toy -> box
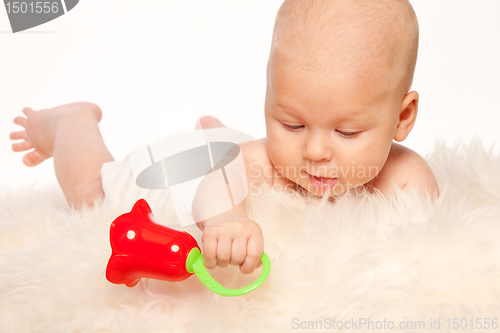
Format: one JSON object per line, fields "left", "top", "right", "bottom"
{"left": 106, "top": 199, "right": 271, "bottom": 297}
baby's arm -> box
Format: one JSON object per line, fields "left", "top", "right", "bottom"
{"left": 194, "top": 139, "right": 272, "bottom": 274}
{"left": 370, "top": 142, "right": 439, "bottom": 199}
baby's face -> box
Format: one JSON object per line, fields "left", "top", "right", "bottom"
{"left": 264, "top": 59, "right": 401, "bottom": 197}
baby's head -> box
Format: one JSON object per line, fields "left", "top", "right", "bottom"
{"left": 264, "top": 0, "right": 419, "bottom": 197}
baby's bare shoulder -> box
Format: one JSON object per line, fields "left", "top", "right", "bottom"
{"left": 239, "top": 139, "right": 274, "bottom": 188}
{"left": 370, "top": 142, "right": 439, "bottom": 198}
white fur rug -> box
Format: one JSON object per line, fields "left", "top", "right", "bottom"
{"left": 1, "top": 140, "right": 500, "bottom": 333}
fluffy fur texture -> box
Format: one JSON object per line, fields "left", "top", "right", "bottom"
{"left": 1, "top": 140, "right": 500, "bottom": 332}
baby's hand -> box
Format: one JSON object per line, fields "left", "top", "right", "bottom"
{"left": 201, "top": 214, "right": 263, "bottom": 274}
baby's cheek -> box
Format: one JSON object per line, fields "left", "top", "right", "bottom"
{"left": 266, "top": 142, "right": 281, "bottom": 168}
{"left": 266, "top": 142, "right": 288, "bottom": 178}
{"left": 359, "top": 155, "right": 386, "bottom": 183}
{"left": 268, "top": 137, "right": 295, "bottom": 168}
{"left": 347, "top": 156, "right": 384, "bottom": 185}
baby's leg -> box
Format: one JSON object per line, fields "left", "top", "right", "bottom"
{"left": 10, "top": 102, "right": 114, "bottom": 209}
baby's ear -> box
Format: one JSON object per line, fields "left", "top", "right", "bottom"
{"left": 394, "top": 91, "right": 419, "bottom": 142}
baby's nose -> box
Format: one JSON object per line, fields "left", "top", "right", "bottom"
{"left": 302, "top": 133, "right": 333, "bottom": 162}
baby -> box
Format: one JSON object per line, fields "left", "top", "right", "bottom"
{"left": 10, "top": 0, "right": 438, "bottom": 275}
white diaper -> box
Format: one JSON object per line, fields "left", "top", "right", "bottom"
{"left": 100, "top": 127, "right": 255, "bottom": 225}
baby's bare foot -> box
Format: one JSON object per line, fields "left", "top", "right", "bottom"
{"left": 195, "top": 115, "right": 226, "bottom": 130}
{"left": 9, "top": 103, "right": 102, "bottom": 167}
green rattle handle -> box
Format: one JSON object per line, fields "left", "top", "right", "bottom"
{"left": 185, "top": 247, "right": 271, "bottom": 297}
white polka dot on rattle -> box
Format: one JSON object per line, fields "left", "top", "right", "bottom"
{"left": 127, "top": 230, "right": 136, "bottom": 240}
{"left": 171, "top": 245, "right": 179, "bottom": 252}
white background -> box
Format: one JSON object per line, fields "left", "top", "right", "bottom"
{"left": 0, "top": 0, "right": 499, "bottom": 189}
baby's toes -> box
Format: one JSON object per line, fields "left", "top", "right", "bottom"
{"left": 22, "top": 150, "right": 47, "bottom": 167}
{"left": 13, "top": 116, "right": 28, "bottom": 128}
{"left": 11, "top": 140, "right": 33, "bottom": 152}
{"left": 10, "top": 130, "right": 28, "bottom": 141}
{"left": 22, "top": 107, "right": 35, "bottom": 117}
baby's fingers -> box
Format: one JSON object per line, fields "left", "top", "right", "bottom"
{"left": 216, "top": 236, "right": 232, "bottom": 268}
{"left": 240, "top": 235, "right": 264, "bottom": 274}
{"left": 202, "top": 237, "right": 217, "bottom": 269}
{"left": 230, "top": 236, "right": 247, "bottom": 267}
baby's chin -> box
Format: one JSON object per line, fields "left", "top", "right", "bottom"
{"left": 299, "top": 182, "right": 347, "bottom": 199}
{"left": 301, "top": 180, "right": 373, "bottom": 199}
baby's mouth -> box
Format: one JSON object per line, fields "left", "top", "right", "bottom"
{"left": 307, "top": 173, "right": 337, "bottom": 190}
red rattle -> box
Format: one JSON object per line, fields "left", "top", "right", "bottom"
{"left": 106, "top": 199, "right": 270, "bottom": 297}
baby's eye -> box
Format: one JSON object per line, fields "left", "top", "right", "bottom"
{"left": 285, "top": 124, "right": 304, "bottom": 130}
{"left": 337, "top": 130, "right": 358, "bottom": 137}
